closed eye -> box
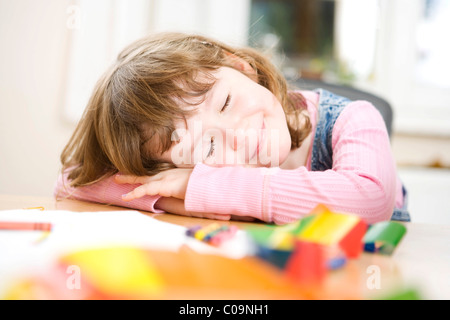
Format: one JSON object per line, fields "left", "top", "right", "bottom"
{"left": 220, "top": 94, "right": 231, "bottom": 113}
{"left": 206, "top": 136, "right": 215, "bottom": 158}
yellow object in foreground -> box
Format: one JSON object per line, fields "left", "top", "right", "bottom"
{"left": 298, "top": 210, "right": 361, "bottom": 245}
{"left": 60, "top": 246, "right": 164, "bottom": 297}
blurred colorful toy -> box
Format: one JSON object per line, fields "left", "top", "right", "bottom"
{"left": 247, "top": 205, "right": 368, "bottom": 271}
{"left": 285, "top": 240, "right": 327, "bottom": 286}
{"left": 186, "top": 223, "right": 238, "bottom": 246}
{"left": 4, "top": 246, "right": 165, "bottom": 300}
{"left": 297, "top": 205, "right": 368, "bottom": 258}
{"left": 363, "top": 221, "right": 407, "bottom": 254}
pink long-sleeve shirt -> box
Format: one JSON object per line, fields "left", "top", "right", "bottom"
{"left": 54, "top": 91, "right": 404, "bottom": 225}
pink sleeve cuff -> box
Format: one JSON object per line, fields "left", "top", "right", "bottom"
{"left": 54, "top": 171, "right": 164, "bottom": 213}
{"left": 185, "top": 163, "right": 269, "bottom": 221}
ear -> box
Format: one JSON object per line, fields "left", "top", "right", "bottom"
{"left": 223, "top": 51, "right": 256, "bottom": 76}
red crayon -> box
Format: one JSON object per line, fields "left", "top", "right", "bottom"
{"left": 209, "top": 225, "right": 238, "bottom": 246}
{"left": 0, "top": 221, "right": 52, "bottom": 232}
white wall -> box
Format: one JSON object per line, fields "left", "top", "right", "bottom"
{"left": 0, "top": 0, "right": 251, "bottom": 197}
{"left": 64, "top": 0, "right": 250, "bottom": 123}
{"left": 0, "top": 0, "right": 75, "bottom": 196}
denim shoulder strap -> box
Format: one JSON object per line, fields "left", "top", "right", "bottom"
{"left": 310, "top": 88, "right": 351, "bottom": 172}
{"left": 392, "top": 186, "right": 411, "bottom": 222}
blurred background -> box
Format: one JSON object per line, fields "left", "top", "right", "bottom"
{"left": 0, "top": 0, "right": 449, "bottom": 224}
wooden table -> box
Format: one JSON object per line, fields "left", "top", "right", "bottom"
{"left": 1, "top": 194, "right": 449, "bottom": 300}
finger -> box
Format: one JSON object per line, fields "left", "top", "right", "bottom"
{"left": 121, "top": 182, "right": 162, "bottom": 201}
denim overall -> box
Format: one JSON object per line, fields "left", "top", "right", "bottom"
{"left": 310, "top": 89, "right": 411, "bottom": 222}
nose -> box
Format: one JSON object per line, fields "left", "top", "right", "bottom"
{"left": 226, "top": 115, "right": 250, "bottom": 151}
{"left": 231, "top": 131, "right": 246, "bottom": 151}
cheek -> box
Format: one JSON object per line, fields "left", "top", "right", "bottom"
{"left": 278, "top": 137, "right": 292, "bottom": 164}
{"left": 271, "top": 116, "right": 292, "bottom": 164}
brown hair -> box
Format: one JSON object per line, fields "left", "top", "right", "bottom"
{"left": 60, "top": 32, "right": 311, "bottom": 187}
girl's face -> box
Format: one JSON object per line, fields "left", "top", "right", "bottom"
{"left": 155, "top": 67, "right": 292, "bottom": 168}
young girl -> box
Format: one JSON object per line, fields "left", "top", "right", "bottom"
{"left": 55, "top": 32, "right": 409, "bottom": 225}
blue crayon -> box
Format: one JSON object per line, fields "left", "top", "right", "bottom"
{"left": 186, "top": 225, "right": 202, "bottom": 237}
{"left": 203, "top": 226, "right": 229, "bottom": 241}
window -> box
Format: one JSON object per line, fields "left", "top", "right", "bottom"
{"left": 416, "top": 0, "right": 450, "bottom": 88}
{"left": 248, "top": 0, "right": 450, "bottom": 136}
{"left": 371, "top": 0, "right": 450, "bottom": 136}
{"left": 249, "top": 0, "right": 337, "bottom": 81}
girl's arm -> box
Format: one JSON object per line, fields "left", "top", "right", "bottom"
{"left": 185, "top": 101, "right": 397, "bottom": 225}
{"left": 54, "top": 171, "right": 231, "bottom": 220}
{"left": 53, "top": 171, "right": 164, "bottom": 212}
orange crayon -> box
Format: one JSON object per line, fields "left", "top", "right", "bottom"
{"left": 0, "top": 221, "right": 52, "bottom": 232}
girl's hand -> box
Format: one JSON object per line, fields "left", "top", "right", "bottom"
{"left": 115, "top": 171, "right": 231, "bottom": 221}
{"left": 115, "top": 168, "right": 193, "bottom": 201}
